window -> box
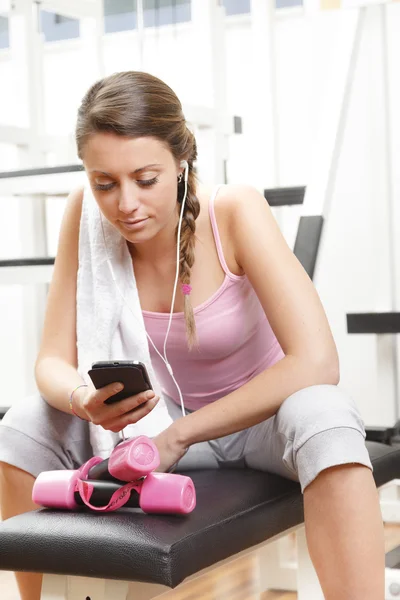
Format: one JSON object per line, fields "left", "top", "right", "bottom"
{"left": 223, "top": 0, "right": 251, "bottom": 15}
{"left": 143, "top": 0, "right": 191, "bottom": 27}
{"left": 103, "top": 0, "right": 191, "bottom": 33}
{"left": 223, "top": 0, "right": 303, "bottom": 13}
{"left": 0, "top": 15, "right": 9, "bottom": 49}
{"left": 275, "top": 0, "right": 303, "bottom": 7}
{"left": 104, "top": 0, "right": 137, "bottom": 34}
{"left": 40, "top": 11, "right": 80, "bottom": 42}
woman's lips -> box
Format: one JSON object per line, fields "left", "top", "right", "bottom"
{"left": 120, "top": 217, "right": 149, "bottom": 230}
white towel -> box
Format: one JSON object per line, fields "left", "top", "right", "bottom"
{"left": 76, "top": 185, "right": 173, "bottom": 458}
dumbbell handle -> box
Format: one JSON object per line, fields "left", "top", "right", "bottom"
{"left": 78, "top": 472, "right": 196, "bottom": 514}
{"left": 87, "top": 458, "right": 122, "bottom": 483}
{"left": 74, "top": 480, "right": 140, "bottom": 508}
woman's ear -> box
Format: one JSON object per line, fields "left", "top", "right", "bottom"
{"left": 179, "top": 160, "right": 189, "bottom": 182}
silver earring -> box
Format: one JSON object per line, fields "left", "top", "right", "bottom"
{"left": 178, "top": 173, "right": 183, "bottom": 183}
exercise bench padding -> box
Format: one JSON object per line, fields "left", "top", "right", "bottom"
{"left": 0, "top": 441, "right": 398, "bottom": 591}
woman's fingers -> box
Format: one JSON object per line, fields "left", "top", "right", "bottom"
{"left": 111, "top": 390, "right": 156, "bottom": 418}
{"left": 101, "top": 396, "right": 160, "bottom": 432}
{"left": 93, "top": 382, "right": 125, "bottom": 405}
{"left": 83, "top": 384, "right": 157, "bottom": 425}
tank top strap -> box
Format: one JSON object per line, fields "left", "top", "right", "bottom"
{"left": 208, "top": 184, "right": 233, "bottom": 277}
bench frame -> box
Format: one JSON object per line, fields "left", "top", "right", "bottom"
{"left": 39, "top": 522, "right": 324, "bottom": 600}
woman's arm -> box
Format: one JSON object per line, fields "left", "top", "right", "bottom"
{"left": 35, "top": 187, "right": 160, "bottom": 427}
{"left": 164, "top": 184, "right": 339, "bottom": 450}
{"left": 35, "top": 186, "right": 88, "bottom": 414}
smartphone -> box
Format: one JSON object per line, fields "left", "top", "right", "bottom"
{"left": 88, "top": 360, "right": 153, "bottom": 405}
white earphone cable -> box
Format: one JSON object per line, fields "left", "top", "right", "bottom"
{"left": 162, "top": 167, "right": 188, "bottom": 418}
{"left": 100, "top": 162, "right": 189, "bottom": 419}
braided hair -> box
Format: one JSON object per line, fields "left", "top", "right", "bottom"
{"left": 76, "top": 71, "right": 200, "bottom": 347}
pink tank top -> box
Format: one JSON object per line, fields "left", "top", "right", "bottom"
{"left": 142, "top": 185, "right": 285, "bottom": 410}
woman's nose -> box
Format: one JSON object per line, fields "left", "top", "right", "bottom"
{"left": 118, "top": 183, "right": 140, "bottom": 214}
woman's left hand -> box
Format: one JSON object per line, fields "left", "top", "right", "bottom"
{"left": 152, "top": 427, "right": 188, "bottom": 473}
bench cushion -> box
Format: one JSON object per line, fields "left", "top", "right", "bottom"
{"left": 0, "top": 441, "right": 398, "bottom": 588}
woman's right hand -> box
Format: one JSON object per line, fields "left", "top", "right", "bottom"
{"left": 73, "top": 383, "right": 160, "bottom": 433}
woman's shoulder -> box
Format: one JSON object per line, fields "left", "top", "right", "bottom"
{"left": 195, "top": 183, "right": 264, "bottom": 277}
{"left": 67, "top": 185, "right": 85, "bottom": 212}
{"left": 197, "top": 182, "right": 262, "bottom": 205}
{"left": 197, "top": 182, "right": 264, "bottom": 227}
{"left": 57, "top": 186, "right": 86, "bottom": 241}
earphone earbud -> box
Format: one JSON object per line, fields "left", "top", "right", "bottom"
{"left": 180, "top": 160, "right": 189, "bottom": 182}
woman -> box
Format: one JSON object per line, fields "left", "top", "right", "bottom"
{"left": 0, "top": 71, "right": 384, "bottom": 600}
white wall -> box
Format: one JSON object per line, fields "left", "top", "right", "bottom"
{"left": 225, "top": 4, "right": 400, "bottom": 425}
{"left": 0, "top": 4, "right": 399, "bottom": 427}
{"left": 387, "top": 2, "right": 400, "bottom": 426}
{"left": 313, "top": 6, "right": 396, "bottom": 425}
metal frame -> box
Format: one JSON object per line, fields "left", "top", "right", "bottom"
{"left": 38, "top": 0, "right": 99, "bottom": 21}
{"left": 0, "top": 125, "right": 69, "bottom": 153}
{"left": 0, "top": 168, "right": 86, "bottom": 195}
{"left": 0, "top": 263, "right": 54, "bottom": 285}
{"left": 0, "top": 0, "right": 99, "bottom": 20}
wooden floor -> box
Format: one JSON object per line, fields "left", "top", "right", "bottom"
{"left": 1, "top": 523, "right": 400, "bottom": 600}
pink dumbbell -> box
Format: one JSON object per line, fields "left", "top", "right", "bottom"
{"left": 89, "top": 435, "right": 160, "bottom": 482}
{"left": 33, "top": 465, "right": 196, "bottom": 514}
{"left": 136, "top": 472, "right": 196, "bottom": 515}
{"left": 33, "top": 456, "right": 115, "bottom": 510}
{"left": 33, "top": 435, "right": 160, "bottom": 510}
{"left": 32, "top": 470, "right": 139, "bottom": 510}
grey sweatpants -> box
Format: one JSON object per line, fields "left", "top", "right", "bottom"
{"left": 0, "top": 384, "right": 372, "bottom": 493}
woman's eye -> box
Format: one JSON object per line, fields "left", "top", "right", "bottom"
{"left": 138, "top": 177, "right": 159, "bottom": 187}
{"left": 93, "top": 177, "right": 158, "bottom": 191}
{"left": 94, "top": 182, "right": 115, "bottom": 191}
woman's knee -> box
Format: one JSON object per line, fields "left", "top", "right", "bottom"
{"left": 0, "top": 461, "right": 36, "bottom": 501}
{"left": 275, "top": 384, "right": 366, "bottom": 447}
{"left": 0, "top": 394, "right": 92, "bottom": 474}
{"left": 273, "top": 384, "right": 372, "bottom": 492}
{"left": 0, "top": 461, "right": 39, "bottom": 518}
{"left": 0, "top": 461, "right": 35, "bottom": 485}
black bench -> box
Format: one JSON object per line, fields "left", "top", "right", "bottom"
{"left": 0, "top": 441, "right": 399, "bottom": 599}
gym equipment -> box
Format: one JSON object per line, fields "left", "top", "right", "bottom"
{"left": 33, "top": 464, "right": 196, "bottom": 515}
{"left": 34, "top": 476, "right": 141, "bottom": 510}
{"left": 93, "top": 435, "right": 160, "bottom": 483}
{"left": 1, "top": 1, "right": 399, "bottom": 598}
{"left": 347, "top": 312, "right": 400, "bottom": 446}
{"left": 33, "top": 436, "right": 196, "bottom": 515}
{"left": 0, "top": 442, "right": 398, "bottom": 599}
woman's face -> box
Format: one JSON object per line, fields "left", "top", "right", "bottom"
{"left": 83, "top": 132, "right": 182, "bottom": 244}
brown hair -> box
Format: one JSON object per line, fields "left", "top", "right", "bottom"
{"left": 75, "top": 71, "right": 199, "bottom": 347}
